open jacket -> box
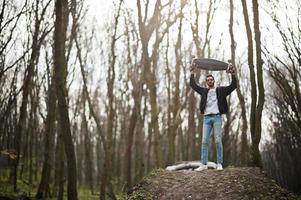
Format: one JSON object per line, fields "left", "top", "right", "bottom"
{"left": 190, "top": 74, "right": 237, "bottom": 114}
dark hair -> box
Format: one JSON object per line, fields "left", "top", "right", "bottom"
{"left": 206, "top": 74, "right": 214, "bottom": 80}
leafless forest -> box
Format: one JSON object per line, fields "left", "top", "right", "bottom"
{"left": 0, "top": 0, "right": 300, "bottom": 199}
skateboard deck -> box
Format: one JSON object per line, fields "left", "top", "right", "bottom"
{"left": 192, "top": 58, "right": 229, "bottom": 71}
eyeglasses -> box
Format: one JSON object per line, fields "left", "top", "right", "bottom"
{"left": 206, "top": 78, "right": 214, "bottom": 82}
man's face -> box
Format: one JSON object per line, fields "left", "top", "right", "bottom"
{"left": 206, "top": 77, "right": 215, "bottom": 88}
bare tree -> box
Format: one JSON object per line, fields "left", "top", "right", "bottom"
{"left": 0, "top": 0, "right": 28, "bottom": 81}
{"left": 53, "top": 123, "right": 65, "bottom": 200}
{"left": 228, "top": 0, "right": 249, "bottom": 166}
{"left": 241, "top": 0, "right": 265, "bottom": 167}
{"left": 252, "top": 0, "right": 265, "bottom": 167}
{"left": 123, "top": 9, "right": 144, "bottom": 189}
{"left": 99, "top": 1, "right": 123, "bottom": 199}
{"left": 12, "top": 0, "right": 52, "bottom": 191}
{"left": 167, "top": 0, "right": 185, "bottom": 166}
{"left": 54, "top": 0, "right": 78, "bottom": 198}
{"left": 263, "top": 0, "right": 301, "bottom": 192}
{"left": 36, "top": 51, "right": 57, "bottom": 199}
{"left": 82, "top": 99, "right": 94, "bottom": 193}
{"left": 136, "top": 0, "right": 163, "bottom": 167}
{"left": 137, "top": 0, "right": 183, "bottom": 167}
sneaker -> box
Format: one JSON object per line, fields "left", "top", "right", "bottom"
{"left": 195, "top": 164, "right": 208, "bottom": 171}
{"left": 216, "top": 163, "right": 223, "bottom": 170}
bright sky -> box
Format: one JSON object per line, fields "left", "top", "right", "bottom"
{"left": 84, "top": 0, "right": 293, "bottom": 62}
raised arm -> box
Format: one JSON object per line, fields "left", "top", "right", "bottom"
{"left": 223, "top": 73, "right": 237, "bottom": 96}
{"left": 190, "top": 70, "right": 206, "bottom": 95}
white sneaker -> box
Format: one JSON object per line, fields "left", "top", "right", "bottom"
{"left": 216, "top": 163, "right": 223, "bottom": 170}
{"left": 195, "top": 164, "right": 208, "bottom": 171}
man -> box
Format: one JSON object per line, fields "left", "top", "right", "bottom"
{"left": 190, "top": 64, "right": 236, "bottom": 171}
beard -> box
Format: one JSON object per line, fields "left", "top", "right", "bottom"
{"left": 207, "top": 82, "right": 214, "bottom": 88}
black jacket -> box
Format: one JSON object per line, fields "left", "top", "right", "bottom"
{"left": 190, "top": 74, "right": 237, "bottom": 114}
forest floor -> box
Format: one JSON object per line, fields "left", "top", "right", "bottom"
{"left": 127, "top": 167, "right": 301, "bottom": 200}
{"left": 0, "top": 179, "right": 102, "bottom": 200}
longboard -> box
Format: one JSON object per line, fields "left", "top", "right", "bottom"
{"left": 192, "top": 58, "right": 230, "bottom": 71}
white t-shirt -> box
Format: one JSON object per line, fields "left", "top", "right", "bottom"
{"left": 204, "top": 88, "right": 220, "bottom": 115}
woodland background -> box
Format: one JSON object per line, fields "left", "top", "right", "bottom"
{"left": 0, "top": 0, "right": 300, "bottom": 199}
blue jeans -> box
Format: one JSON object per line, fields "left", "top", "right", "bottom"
{"left": 201, "top": 114, "right": 223, "bottom": 165}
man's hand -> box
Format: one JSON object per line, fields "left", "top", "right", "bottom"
{"left": 226, "top": 63, "right": 236, "bottom": 74}
{"left": 190, "top": 63, "right": 197, "bottom": 74}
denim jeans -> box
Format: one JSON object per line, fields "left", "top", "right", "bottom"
{"left": 201, "top": 114, "right": 223, "bottom": 165}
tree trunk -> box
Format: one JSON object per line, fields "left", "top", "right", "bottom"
{"left": 100, "top": 1, "right": 122, "bottom": 199}
{"left": 252, "top": 0, "right": 264, "bottom": 168}
{"left": 28, "top": 100, "right": 34, "bottom": 184}
{"left": 187, "top": 93, "right": 197, "bottom": 161}
{"left": 146, "top": 121, "right": 153, "bottom": 172}
{"left": 54, "top": 129, "right": 65, "bottom": 200}
{"left": 123, "top": 12, "right": 142, "bottom": 190}
{"left": 125, "top": 100, "right": 138, "bottom": 189}
{"left": 96, "top": 136, "right": 102, "bottom": 190}
{"left": 54, "top": 0, "right": 78, "bottom": 199}
{"left": 134, "top": 114, "right": 145, "bottom": 183}
{"left": 167, "top": 0, "right": 184, "bottom": 165}
{"left": 241, "top": 0, "right": 258, "bottom": 166}
{"left": 12, "top": 0, "right": 42, "bottom": 190}
{"left": 223, "top": 95, "right": 232, "bottom": 167}
{"left": 137, "top": 0, "right": 163, "bottom": 167}
{"left": 229, "top": 0, "right": 248, "bottom": 166}
{"left": 135, "top": 91, "right": 147, "bottom": 183}
{"left": 76, "top": 124, "right": 84, "bottom": 187}
{"left": 165, "top": 31, "right": 172, "bottom": 162}
{"left": 53, "top": 114, "right": 65, "bottom": 200}
{"left": 82, "top": 108, "right": 94, "bottom": 194}
{"left": 75, "top": 27, "right": 108, "bottom": 200}
{"left": 36, "top": 71, "right": 57, "bottom": 199}
{"left": 124, "top": 77, "right": 142, "bottom": 190}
